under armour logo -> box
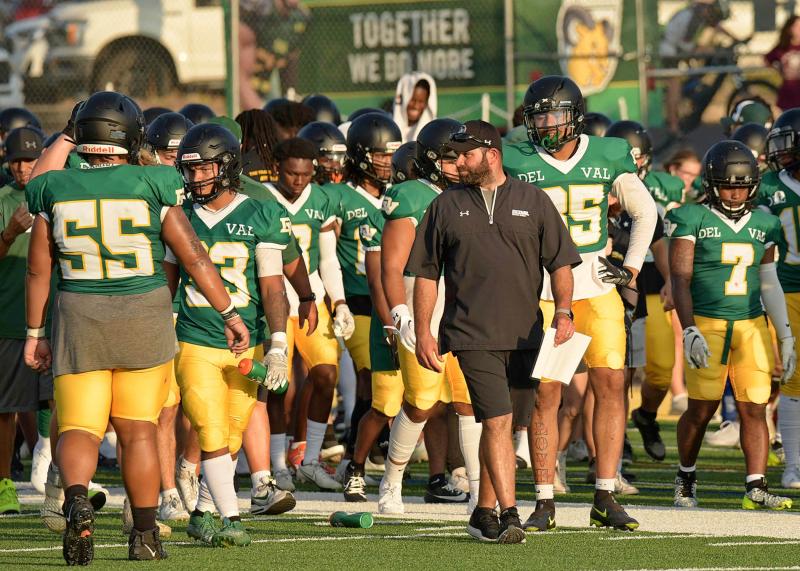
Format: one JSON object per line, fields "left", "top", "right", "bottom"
{"left": 459, "top": 211, "right": 469, "bottom": 217}
{"left": 25, "top": 141, "right": 37, "bottom": 149}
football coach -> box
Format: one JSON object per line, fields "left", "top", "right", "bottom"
{"left": 406, "top": 120, "right": 580, "bottom": 544}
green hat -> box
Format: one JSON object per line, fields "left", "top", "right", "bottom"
{"left": 207, "top": 115, "right": 242, "bottom": 142}
{"left": 721, "top": 99, "right": 773, "bottom": 132}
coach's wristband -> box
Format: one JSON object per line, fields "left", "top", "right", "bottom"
{"left": 26, "top": 327, "right": 46, "bottom": 338}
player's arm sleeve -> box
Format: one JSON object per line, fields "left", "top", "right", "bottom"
{"left": 318, "top": 229, "right": 346, "bottom": 303}
{"left": 538, "top": 189, "right": 582, "bottom": 273}
{"left": 405, "top": 199, "right": 444, "bottom": 280}
{"left": 612, "top": 171, "right": 658, "bottom": 270}
{"left": 256, "top": 246, "right": 284, "bottom": 277}
{"left": 761, "top": 261, "right": 793, "bottom": 340}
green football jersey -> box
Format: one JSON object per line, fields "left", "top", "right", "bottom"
{"left": 381, "top": 178, "right": 441, "bottom": 226}
{"left": 26, "top": 164, "right": 182, "bottom": 295}
{"left": 756, "top": 169, "right": 800, "bottom": 292}
{"left": 358, "top": 208, "right": 397, "bottom": 372}
{"left": 644, "top": 171, "right": 684, "bottom": 208}
{"left": 665, "top": 203, "right": 782, "bottom": 320}
{"left": 173, "top": 193, "right": 292, "bottom": 349}
{"left": 324, "top": 181, "right": 383, "bottom": 297}
{"left": 503, "top": 134, "right": 637, "bottom": 253}
{"left": 240, "top": 174, "right": 302, "bottom": 266}
{"left": 0, "top": 184, "right": 32, "bottom": 338}
{"left": 66, "top": 152, "right": 90, "bottom": 170}
{"left": 265, "top": 182, "right": 336, "bottom": 274}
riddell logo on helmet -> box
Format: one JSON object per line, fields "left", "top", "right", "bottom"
{"left": 76, "top": 144, "right": 129, "bottom": 154}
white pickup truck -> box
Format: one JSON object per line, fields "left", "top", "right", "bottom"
{"left": 8, "top": 0, "right": 226, "bottom": 101}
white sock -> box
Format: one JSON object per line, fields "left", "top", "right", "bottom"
{"left": 303, "top": 420, "right": 328, "bottom": 466}
{"left": 457, "top": 414, "right": 482, "bottom": 498}
{"left": 386, "top": 408, "right": 426, "bottom": 485}
{"left": 514, "top": 429, "right": 531, "bottom": 466}
{"left": 339, "top": 350, "right": 357, "bottom": 428}
{"left": 535, "top": 484, "right": 554, "bottom": 501}
{"left": 271, "top": 434, "right": 287, "bottom": 471}
{"left": 161, "top": 487, "right": 178, "bottom": 500}
{"left": 251, "top": 470, "right": 270, "bottom": 488}
{"left": 779, "top": 396, "right": 800, "bottom": 470}
{"left": 201, "top": 455, "right": 239, "bottom": 518}
{"left": 195, "top": 477, "right": 215, "bottom": 514}
{"left": 35, "top": 436, "right": 51, "bottom": 456}
{"left": 179, "top": 456, "right": 197, "bottom": 474}
{"left": 595, "top": 478, "right": 615, "bottom": 492}
{"left": 746, "top": 473, "right": 765, "bottom": 485}
{"left": 679, "top": 464, "right": 696, "bottom": 473}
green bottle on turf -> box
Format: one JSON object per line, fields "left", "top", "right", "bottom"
{"left": 329, "top": 512, "right": 373, "bottom": 528}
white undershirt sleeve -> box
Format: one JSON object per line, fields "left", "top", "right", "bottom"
{"left": 255, "top": 246, "right": 283, "bottom": 278}
{"left": 164, "top": 245, "right": 177, "bottom": 265}
{"left": 612, "top": 172, "right": 658, "bottom": 271}
{"left": 318, "top": 229, "right": 346, "bottom": 304}
{"left": 760, "top": 262, "right": 793, "bottom": 340}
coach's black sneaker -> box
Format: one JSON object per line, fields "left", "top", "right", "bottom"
{"left": 467, "top": 507, "right": 500, "bottom": 542}
{"left": 522, "top": 499, "right": 556, "bottom": 532}
{"left": 128, "top": 527, "right": 167, "bottom": 561}
{"left": 622, "top": 434, "right": 634, "bottom": 466}
{"left": 62, "top": 495, "right": 95, "bottom": 566}
{"left": 343, "top": 463, "right": 368, "bottom": 503}
{"left": 632, "top": 408, "right": 666, "bottom": 461}
{"left": 497, "top": 506, "right": 526, "bottom": 544}
{"left": 424, "top": 474, "right": 467, "bottom": 503}
{"left": 590, "top": 491, "right": 638, "bottom": 531}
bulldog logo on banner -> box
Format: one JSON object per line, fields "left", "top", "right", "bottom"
{"left": 556, "top": 0, "right": 623, "bottom": 96}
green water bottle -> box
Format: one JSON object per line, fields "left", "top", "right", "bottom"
{"left": 238, "top": 359, "right": 288, "bottom": 395}
{"left": 329, "top": 511, "right": 373, "bottom": 529}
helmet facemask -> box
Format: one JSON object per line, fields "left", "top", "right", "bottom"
{"left": 317, "top": 144, "right": 347, "bottom": 184}
{"left": 523, "top": 102, "right": 583, "bottom": 153}
{"left": 178, "top": 154, "right": 237, "bottom": 205}
{"left": 704, "top": 176, "right": 759, "bottom": 221}
{"left": 766, "top": 127, "right": 800, "bottom": 173}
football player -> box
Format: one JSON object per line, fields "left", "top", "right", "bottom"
{"left": 605, "top": 120, "right": 682, "bottom": 463}
{"left": 178, "top": 103, "right": 216, "bottom": 125}
{"left": 264, "top": 137, "right": 353, "bottom": 491}
{"left": 169, "top": 123, "right": 291, "bottom": 547}
{"left": 322, "top": 113, "right": 402, "bottom": 486}
{"left": 668, "top": 140, "right": 795, "bottom": 509}
{"left": 297, "top": 121, "right": 348, "bottom": 185}
{"left": 24, "top": 91, "right": 248, "bottom": 563}
{"left": 378, "top": 118, "right": 476, "bottom": 514}
{"left": 145, "top": 112, "right": 195, "bottom": 167}
{"left": 731, "top": 122, "right": 769, "bottom": 173}
{"left": 759, "top": 108, "right": 800, "bottom": 489}
{"left": 504, "top": 76, "right": 657, "bottom": 531}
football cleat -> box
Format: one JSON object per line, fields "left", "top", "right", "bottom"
{"left": 743, "top": 481, "right": 793, "bottom": 510}
{"left": 781, "top": 465, "right": 800, "bottom": 489}
{"left": 522, "top": 499, "right": 556, "bottom": 532}
{"left": 334, "top": 458, "right": 350, "bottom": 484}
{"left": 175, "top": 461, "right": 199, "bottom": 513}
{"left": 42, "top": 480, "right": 66, "bottom": 532}
{"left": 615, "top": 472, "right": 639, "bottom": 495}
{"left": 0, "top": 478, "right": 20, "bottom": 514}
{"left": 674, "top": 473, "right": 698, "bottom": 508}
{"left": 122, "top": 497, "right": 172, "bottom": 538}
{"left": 590, "top": 493, "right": 639, "bottom": 531}
{"left": 250, "top": 475, "right": 296, "bottom": 515}
{"left": 159, "top": 491, "right": 189, "bottom": 521}
{"left": 424, "top": 474, "right": 468, "bottom": 503}
{"left": 128, "top": 527, "right": 167, "bottom": 561}
{"left": 449, "top": 467, "right": 470, "bottom": 495}
{"left": 296, "top": 461, "right": 342, "bottom": 490}
{"left": 273, "top": 468, "right": 296, "bottom": 492}
{"left": 212, "top": 518, "right": 251, "bottom": 547}
{"left": 62, "top": 495, "right": 95, "bottom": 566}
{"left": 287, "top": 442, "right": 306, "bottom": 470}
{"left": 632, "top": 408, "right": 666, "bottom": 461}
{"left": 467, "top": 507, "right": 500, "bottom": 542}
{"left": 377, "top": 478, "right": 404, "bottom": 514}
{"left": 343, "top": 463, "right": 368, "bottom": 503}
{"left": 187, "top": 511, "right": 219, "bottom": 544}
{"left": 704, "top": 420, "right": 740, "bottom": 448}
{"left": 497, "top": 507, "right": 526, "bottom": 544}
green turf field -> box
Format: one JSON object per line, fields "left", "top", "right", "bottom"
{"left": 2, "top": 421, "right": 799, "bottom": 570}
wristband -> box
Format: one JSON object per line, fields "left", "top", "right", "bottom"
{"left": 26, "top": 327, "right": 46, "bottom": 338}
{"left": 270, "top": 331, "right": 288, "bottom": 346}
{"left": 298, "top": 293, "right": 316, "bottom": 303}
{"left": 554, "top": 308, "right": 574, "bottom": 320}
{"left": 221, "top": 308, "right": 240, "bottom": 322}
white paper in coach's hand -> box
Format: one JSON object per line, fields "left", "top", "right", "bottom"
{"left": 530, "top": 328, "right": 592, "bottom": 384}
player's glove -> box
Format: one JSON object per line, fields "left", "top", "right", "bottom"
{"left": 261, "top": 336, "right": 289, "bottom": 392}
{"left": 683, "top": 326, "right": 711, "bottom": 369}
{"left": 780, "top": 337, "right": 797, "bottom": 385}
{"left": 390, "top": 304, "right": 416, "bottom": 353}
{"left": 63, "top": 100, "right": 84, "bottom": 139}
{"left": 598, "top": 257, "right": 634, "bottom": 286}
{"left": 332, "top": 303, "right": 355, "bottom": 340}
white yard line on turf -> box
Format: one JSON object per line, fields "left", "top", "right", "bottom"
{"left": 620, "top": 567, "right": 800, "bottom": 571}
{"left": 708, "top": 540, "right": 800, "bottom": 547}
{"left": 602, "top": 533, "right": 716, "bottom": 541}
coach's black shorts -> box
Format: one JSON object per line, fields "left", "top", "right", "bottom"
{"left": 0, "top": 338, "right": 53, "bottom": 413}
{"left": 453, "top": 349, "right": 538, "bottom": 424}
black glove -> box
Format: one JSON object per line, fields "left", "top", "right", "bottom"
{"left": 62, "top": 100, "right": 84, "bottom": 139}
{"left": 598, "top": 257, "right": 634, "bottom": 286}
